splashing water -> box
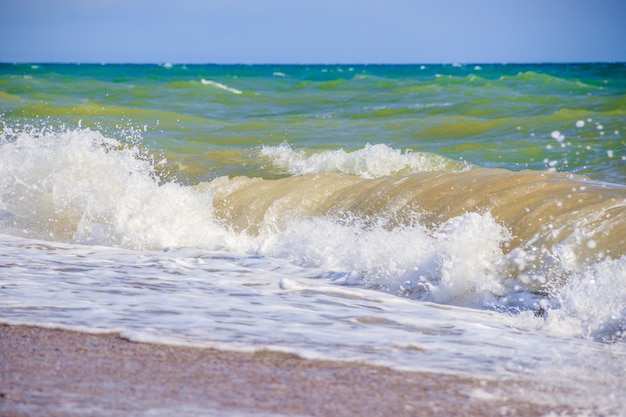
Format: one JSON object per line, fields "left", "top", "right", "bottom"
{"left": 1, "top": 63, "right": 625, "bottom": 413}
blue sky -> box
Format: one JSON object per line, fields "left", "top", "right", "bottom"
{"left": 1, "top": 0, "right": 625, "bottom": 64}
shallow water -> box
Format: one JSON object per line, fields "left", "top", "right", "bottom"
{"left": 1, "top": 63, "right": 625, "bottom": 414}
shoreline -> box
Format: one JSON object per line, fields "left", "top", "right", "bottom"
{"left": 0, "top": 324, "right": 579, "bottom": 417}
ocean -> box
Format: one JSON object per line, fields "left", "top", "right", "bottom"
{"left": 1, "top": 63, "right": 625, "bottom": 414}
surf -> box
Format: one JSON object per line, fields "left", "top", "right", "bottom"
{"left": 1, "top": 126, "right": 624, "bottom": 298}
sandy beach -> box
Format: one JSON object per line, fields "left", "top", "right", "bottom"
{"left": 0, "top": 324, "right": 579, "bottom": 417}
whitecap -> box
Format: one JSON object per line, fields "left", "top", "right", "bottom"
{"left": 200, "top": 78, "right": 242, "bottom": 95}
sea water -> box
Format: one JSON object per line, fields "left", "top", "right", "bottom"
{"left": 1, "top": 63, "right": 625, "bottom": 414}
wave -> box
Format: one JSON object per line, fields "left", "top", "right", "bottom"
{"left": 2, "top": 126, "right": 623, "bottom": 270}
{"left": 200, "top": 79, "right": 243, "bottom": 95}
{"left": 1, "top": 127, "right": 624, "bottom": 341}
{"left": 259, "top": 143, "right": 467, "bottom": 178}
{"left": 203, "top": 168, "right": 625, "bottom": 284}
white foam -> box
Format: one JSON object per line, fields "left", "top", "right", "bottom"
{"left": 527, "top": 256, "right": 626, "bottom": 342}
{"left": 259, "top": 143, "right": 465, "bottom": 178}
{"left": 550, "top": 130, "right": 565, "bottom": 143}
{"left": 0, "top": 127, "right": 226, "bottom": 250}
{"left": 257, "top": 211, "right": 511, "bottom": 308}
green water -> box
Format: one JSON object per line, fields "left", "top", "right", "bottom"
{"left": 1, "top": 63, "right": 624, "bottom": 183}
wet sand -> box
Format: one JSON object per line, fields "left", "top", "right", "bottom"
{"left": 0, "top": 324, "right": 574, "bottom": 417}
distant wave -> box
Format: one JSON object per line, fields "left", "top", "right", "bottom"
{"left": 200, "top": 78, "right": 242, "bottom": 94}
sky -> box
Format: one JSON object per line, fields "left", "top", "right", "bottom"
{"left": 1, "top": 0, "right": 625, "bottom": 64}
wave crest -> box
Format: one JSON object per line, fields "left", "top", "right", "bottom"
{"left": 259, "top": 143, "right": 467, "bottom": 178}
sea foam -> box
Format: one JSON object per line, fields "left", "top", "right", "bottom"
{"left": 0, "top": 126, "right": 223, "bottom": 249}
{"left": 259, "top": 142, "right": 467, "bottom": 178}
{"left": 1, "top": 126, "right": 624, "bottom": 344}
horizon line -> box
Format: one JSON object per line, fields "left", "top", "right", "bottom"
{"left": 2, "top": 60, "right": 625, "bottom": 66}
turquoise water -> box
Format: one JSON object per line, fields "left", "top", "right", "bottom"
{"left": 1, "top": 63, "right": 625, "bottom": 414}
{"left": 1, "top": 63, "right": 624, "bottom": 182}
